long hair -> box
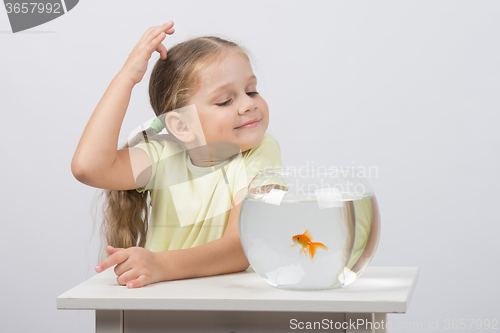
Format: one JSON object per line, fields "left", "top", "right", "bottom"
{"left": 95, "top": 36, "right": 251, "bottom": 261}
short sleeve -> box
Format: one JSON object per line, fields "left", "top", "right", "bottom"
{"left": 238, "top": 133, "right": 286, "bottom": 191}
{"left": 132, "top": 139, "right": 165, "bottom": 193}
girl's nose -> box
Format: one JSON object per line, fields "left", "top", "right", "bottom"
{"left": 238, "top": 94, "right": 257, "bottom": 115}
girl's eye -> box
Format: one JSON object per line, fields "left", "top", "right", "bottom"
{"left": 216, "top": 99, "right": 232, "bottom": 107}
{"left": 215, "top": 92, "right": 259, "bottom": 107}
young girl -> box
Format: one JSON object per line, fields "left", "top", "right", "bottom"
{"left": 71, "top": 21, "right": 284, "bottom": 289}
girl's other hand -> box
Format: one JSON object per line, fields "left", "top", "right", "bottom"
{"left": 95, "top": 245, "right": 165, "bottom": 288}
{"left": 120, "top": 21, "right": 175, "bottom": 85}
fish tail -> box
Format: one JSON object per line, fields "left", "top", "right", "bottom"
{"left": 308, "top": 242, "right": 328, "bottom": 260}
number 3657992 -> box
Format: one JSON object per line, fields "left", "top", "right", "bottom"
{"left": 5, "top": 2, "right": 62, "bottom": 14}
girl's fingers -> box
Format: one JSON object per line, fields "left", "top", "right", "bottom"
{"left": 136, "top": 23, "right": 173, "bottom": 59}
{"left": 139, "top": 23, "right": 166, "bottom": 43}
{"left": 142, "top": 31, "right": 166, "bottom": 58}
{"left": 153, "top": 33, "right": 168, "bottom": 59}
{"left": 126, "top": 275, "right": 150, "bottom": 289}
{"left": 141, "top": 21, "right": 174, "bottom": 44}
{"left": 114, "top": 258, "right": 133, "bottom": 276}
{"left": 115, "top": 267, "right": 133, "bottom": 282}
{"left": 96, "top": 250, "right": 129, "bottom": 273}
{"left": 106, "top": 245, "right": 123, "bottom": 255}
{"left": 116, "top": 268, "right": 149, "bottom": 288}
{"left": 115, "top": 268, "right": 137, "bottom": 286}
{"left": 156, "top": 43, "right": 167, "bottom": 60}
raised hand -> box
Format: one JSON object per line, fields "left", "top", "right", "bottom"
{"left": 95, "top": 245, "right": 165, "bottom": 289}
{"left": 120, "top": 21, "right": 175, "bottom": 85}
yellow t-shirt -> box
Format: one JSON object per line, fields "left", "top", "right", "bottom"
{"left": 133, "top": 132, "right": 283, "bottom": 252}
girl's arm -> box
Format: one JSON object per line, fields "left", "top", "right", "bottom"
{"left": 95, "top": 187, "right": 250, "bottom": 287}
{"left": 71, "top": 73, "right": 150, "bottom": 190}
{"left": 71, "top": 22, "right": 175, "bottom": 190}
{"left": 157, "top": 187, "right": 250, "bottom": 281}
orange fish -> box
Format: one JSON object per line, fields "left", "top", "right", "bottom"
{"left": 290, "top": 229, "right": 328, "bottom": 262}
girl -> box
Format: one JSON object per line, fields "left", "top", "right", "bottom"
{"left": 71, "top": 21, "right": 284, "bottom": 289}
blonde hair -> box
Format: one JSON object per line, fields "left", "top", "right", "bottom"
{"left": 94, "top": 36, "right": 251, "bottom": 261}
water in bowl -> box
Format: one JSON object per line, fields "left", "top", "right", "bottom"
{"left": 239, "top": 192, "right": 379, "bottom": 290}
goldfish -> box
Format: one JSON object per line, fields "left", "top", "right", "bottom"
{"left": 290, "top": 229, "right": 328, "bottom": 262}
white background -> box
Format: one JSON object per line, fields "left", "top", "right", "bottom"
{"left": 1, "top": 1, "right": 499, "bottom": 332}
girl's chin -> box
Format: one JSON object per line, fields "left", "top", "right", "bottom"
{"left": 239, "top": 133, "right": 265, "bottom": 151}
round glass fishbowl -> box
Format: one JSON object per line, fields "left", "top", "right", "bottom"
{"left": 238, "top": 166, "right": 380, "bottom": 290}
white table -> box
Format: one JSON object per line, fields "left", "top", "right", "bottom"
{"left": 57, "top": 266, "right": 418, "bottom": 332}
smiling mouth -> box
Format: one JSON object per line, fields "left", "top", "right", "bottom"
{"left": 235, "top": 120, "right": 260, "bottom": 129}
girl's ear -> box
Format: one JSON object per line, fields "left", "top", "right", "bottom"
{"left": 165, "top": 112, "right": 197, "bottom": 143}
